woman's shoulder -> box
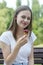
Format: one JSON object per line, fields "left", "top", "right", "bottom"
{"left": 0, "top": 30, "right": 12, "bottom": 45}
{"left": 0, "top": 30, "right": 12, "bottom": 37}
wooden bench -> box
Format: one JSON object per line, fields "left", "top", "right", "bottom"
{"left": 0, "top": 47, "right": 43, "bottom": 65}
{"left": 0, "top": 48, "right": 4, "bottom": 64}
{"left": 34, "top": 47, "right": 43, "bottom": 65}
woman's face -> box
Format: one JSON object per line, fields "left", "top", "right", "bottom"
{"left": 17, "top": 10, "right": 31, "bottom": 29}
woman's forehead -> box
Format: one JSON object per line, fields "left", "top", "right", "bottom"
{"left": 17, "top": 10, "right": 31, "bottom": 17}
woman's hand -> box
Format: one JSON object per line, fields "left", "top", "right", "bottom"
{"left": 17, "top": 35, "right": 28, "bottom": 47}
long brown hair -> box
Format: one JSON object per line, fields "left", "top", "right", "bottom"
{"left": 8, "top": 5, "right": 32, "bottom": 39}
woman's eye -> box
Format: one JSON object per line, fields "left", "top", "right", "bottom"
{"left": 21, "top": 16, "right": 26, "bottom": 19}
{"left": 27, "top": 17, "right": 31, "bottom": 20}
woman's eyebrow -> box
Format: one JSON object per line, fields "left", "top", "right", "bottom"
{"left": 21, "top": 14, "right": 30, "bottom": 17}
{"left": 21, "top": 15, "right": 26, "bottom": 18}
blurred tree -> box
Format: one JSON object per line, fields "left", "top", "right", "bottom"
{"left": 27, "top": 0, "right": 29, "bottom": 6}
{"left": 40, "top": 5, "right": 43, "bottom": 17}
{"left": 0, "top": 0, "right": 6, "bottom": 9}
{"left": 38, "top": 5, "right": 43, "bottom": 44}
{"left": 0, "top": 1, "right": 14, "bottom": 35}
{"left": 32, "top": 0, "right": 43, "bottom": 45}
{"left": 6, "top": 8, "right": 14, "bottom": 29}
{"left": 16, "top": 0, "right": 21, "bottom": 8}
{"left": 32, "top": 0, "right": 40, "bottom": 20}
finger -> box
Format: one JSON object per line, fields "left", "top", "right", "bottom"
{"left": 20, "top": 35, "right": 27, "bottom": 41}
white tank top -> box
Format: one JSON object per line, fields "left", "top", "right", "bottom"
{"left": 0, "top": 30, "right": 37, "bottom": 65}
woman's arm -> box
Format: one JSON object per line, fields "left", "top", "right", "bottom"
{"left": 28, "top": 44, "right": 34, "bottom": 65}
{"left": 0, "top": 35, "right": 27, "bottom": 65}
{"left": 0, "top": 41, "right": 21, "bottom": 65}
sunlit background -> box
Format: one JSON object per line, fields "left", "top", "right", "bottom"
{"left": 0, "top": 0, "right": 43, "bottom": 9}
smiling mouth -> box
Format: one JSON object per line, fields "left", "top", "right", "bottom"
{"left": 23, "top": 22, "right": 27, "bottom": 25}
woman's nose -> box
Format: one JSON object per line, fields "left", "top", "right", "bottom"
{"left": 24, "top": 18, "right": 28, "bottom": 22}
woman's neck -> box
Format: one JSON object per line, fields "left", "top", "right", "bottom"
{"left": 16, "top": 26, "right": 24, "bottom": 39}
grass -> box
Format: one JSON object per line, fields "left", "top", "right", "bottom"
{"left": 34, "top": 44, "right": 43, "bottom": 47}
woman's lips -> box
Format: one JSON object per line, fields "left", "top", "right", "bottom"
{"left": 23, "top": 22, "right": 27, "bottom": 25}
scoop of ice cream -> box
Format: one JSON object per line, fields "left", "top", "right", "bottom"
{"left": 24, "top": 29, "right": 28, "bottom": 35}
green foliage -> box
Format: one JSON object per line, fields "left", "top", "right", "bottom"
{"left": 0, "top": 0, "right": 6, "bottom": 9}
{"left": 40, "top": 5, "right": 43, "bottom": 17}
{"left": 32, "top": 0, "right": 43, "bottom": 45}
{"left": 32, "top": 0, "right": 40, "bottom": 20}
{"left": 16, "top": 0, "right": 21, "bottom": 8}
{"left": 0, "top": 1, "right": 14, "bottom": 35}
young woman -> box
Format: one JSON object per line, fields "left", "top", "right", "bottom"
{"left": 0, "top": 6, "right": 37, "bottom": 65}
